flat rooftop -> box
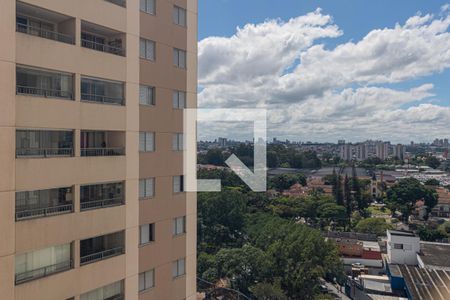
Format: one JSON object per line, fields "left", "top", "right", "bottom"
{"left": 388, "top": 230, "right": 416, "bottom": 237}
{"left": 419, "top": 242, "right": 450, "bottom": 269}
{"left": 398, "top": 265, "right": 450, "bottom": 300}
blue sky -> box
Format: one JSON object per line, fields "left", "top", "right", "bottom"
{"left": 197, "top": 0, "right": 450, "bottom": 142}
{"left": 199, "top": 0, "right": 449, "bottom": 41}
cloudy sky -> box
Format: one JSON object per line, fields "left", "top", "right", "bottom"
{"left": 197, "top": 0, "right": 450, "bottom": 144}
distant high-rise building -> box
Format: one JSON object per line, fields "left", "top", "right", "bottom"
{"left": 356, "top": 143, "right": 369, "bottom": 161}
{"left": 218, "top": 137, "right": 228, "bottom": 147}
{"left": 376, "top": 142, "right": 390, "bottom": 160}
{"left": 393, "top": 144, "right": 405, "bottom": 160}
{"left": 338, "top": 140, "right": 346, "bottom": 145}
{"left": 340, "top": 144, "right": 353, "bottom": 161}
{"left": 444, "top": 139, "right": 449, "bottom": 148}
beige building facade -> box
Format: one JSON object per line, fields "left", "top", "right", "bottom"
{"left": 0, "top": 0, "right": 197, "bottom": 299}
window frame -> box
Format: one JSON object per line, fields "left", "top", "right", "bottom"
{"left": 172, "top": 175, "right": 184, "bottom": 193}
{"left": 173, "top": 48, "right": 186, "bottom": 69}
{"left": 139, "top": 178, "right": 155, "bottom": 199}
{"left": 172, "top": 5, "right": 187, "bottom": 27}
{"left": 139, "top": 132, "right": 155, "bottom": 152}
{"left": 139, "top": 223, "right": 155, "bottom": 245}
{"left": 172, "top": 258, "right": 186, "bottom": 278}
{"left": 139, "top": 269, "right": 155, "bottom": 292}
{"left": 172, "top": 90, "right": 186, "bottom": 109}
{"left": 140, "top": 0, "right": 156, "bottom": 15}
{"left": 172, "top": 133, "right": 183, "bottom": 151}
{"left": 139, "top": 85, "right": 155, "bottom": 106}
{"left": 172, "top": 216, "right": 186, "bottom": 236}
{"left": 140, "top": 38, "right": 156, "bottom": 61}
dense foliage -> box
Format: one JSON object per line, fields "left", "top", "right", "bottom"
{"left": 199, "top": 144, "right": 322, "bottom": 169}
{"left": 354, "top": 218, "right": 392, "bottom": 236}
{"left": 386, "top": 178, "right": 438, "bottom": 221}
{"left": 197, "top": 170, "right": 343, "bottom": 299}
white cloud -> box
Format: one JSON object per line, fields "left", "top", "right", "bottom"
{"left": 198, "top": 8, "right": 450, "bottom": 143}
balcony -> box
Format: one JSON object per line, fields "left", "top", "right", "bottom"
{"left": 105, "top": 0, "right": 126, "bottom": 7}
{"left": 81, "top": 21, "right": 125, "bottom": 56}
{"left": 80, "top": 131, "right": 125, "bottom": 157}
{"left": 80, "top": 231, "right": 125, "bottom": 265}
{"left": 16, "top": 66, "right": 74, "bottom": 100}
{"left": 80, "top": 182, "right": 124, "bottom": 211}
{"left": 81, "top": 280, "right": 124, "bottom": 300}
{"left": 16, "top": 2, "right": 75, "bottom": 45}
{"left": 81, "top": 77, "right": 124, "bottom": 105}
{"left": 15, "top": 187, "right": 73, "bottom": 221}
{"left": 16, "top": 129, "right": 74, "bottom": 158}
{"left": 15, "top": 243, "right": 72, "bottom": 285}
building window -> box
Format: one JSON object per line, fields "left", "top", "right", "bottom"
{"left": 139, "top": 269, "right": 155, "bottom": 292}
{"left": 173, "top": 48, "right": 186, "bottom": 69}
{"left": 16, "top": 129, "right": 74, "bottom": 158}
{"left": 139, "top": 85, "right": 155, "bottom": 105}
{"left": 172, "top": 133, "right": 183, "bottom": 151}
{"left": 139, "top": 223, "right": 155, "bottom": 245}
{"left": 139, "top": 132, "right": 155, "bottom": 152}
{"left": 173, "top": 176, "right": 184, "bottom": 193}
{"left": 80, "top": 182, "right": 124, "bottom": 211}
{"left": 172, "top": 258, "right": 186, "bottom": 278}
{"left": 393, "top": 243, "right": 404, "bottom": 250}
{"left": 81, "top": 280, "right": 124, "bottom": 300}
{"left": 81, "top": 77, "right": 125, "bottom": 105}
{"left": 140, "top": 38, "right": 155, "bottom": 60}
{"left": 173, "top": 91, "right": 186, "bottom": 109}
{"left": 140, "top": 0, "right": 155, "bottom": 15}
{"left": 173, "top": 216, "right": 186, "bottom": 236}
{"left": 173, "top": 6, "right": 187, "bottom": 27}
{"left": 139, "top": 178, "right": 155, "bottom": 199}
{"left": 15, "top": 243, "right": 72, "bottom": 284}
{"left": 15, "top": 187, "right": 73, "bottom": 221}
{"left": 16, "top": 66, "right": 74, "bottom": 100}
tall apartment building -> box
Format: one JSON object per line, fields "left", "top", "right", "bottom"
{"left": 393, "top": 144, "right": 405, "bottom": 161}
{"left": 0, "top": 0, "right": 197, "bottom": 299}
{"left": 354, "top": 143, "right": 368, "bottom": 161}
{"left": 339, "top": 143, "right": 352, "bottom": 161}
{"left": 375, "top": 141, "right": 390, "bottom": 161}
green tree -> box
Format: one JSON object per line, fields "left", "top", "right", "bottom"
{"left": 250, "top": 280, "right": 287, "bottom": 300}
{"left": 438, "top": 221, "right": 450, "bottom": 236}
{"left": 268, "top": 173, "right": 306, "bottom": 192}
{"left": 386, "top": 178, "right": 438, "bottom": 221}
{"left": 267, "top": 151, "right": 279, "bottom": 168}
{"left": 344, "top": 175, "right": 352, "bottom": 217}
{"left": 354, "top": 218, "right": 392, "bottom": 236}
{"left": 417, "top": 225, "right": 446, "bottom": 242}
{"left": 205, "top": 148, "right": 225, "bottom": 165}
{"left": 198, "top": 190, "right": 247, "bottom": 252}
{"left": 424, "top": 178, "right": 440, "bottom": 186}
{"left": 426, "top": 156, "right": 441, "bottom": 169}
{"left": 215, "top": 245, "right": 274, "bottom": 293}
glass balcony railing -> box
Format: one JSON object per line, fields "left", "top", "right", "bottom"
{"left": 16, "top": 204, "right": 73, "bottom": 221}
{"left": 80, "top": 247, "right": 124, "bottom": 265}
{"left": 15, "top": 260, "right": 72, "bottom": 285}
{"left": 16, "top": 85, "right": 73, "bottom": 100}
{"left": 80, "top": 197, "right": 123, "bottom": 211}
{"left": 80, "top": 93, "right": 124, "bottom": 105}
{"left": 16, "top": 148, "right": 73, "bottom": 158}
{"left": 16, "top": 23, "right": 74, "bottom": 44}
{"left": 80, "top": 148, "right": 125, "bottom": 157}
{"left": 81, "top": 39, "right": 125, "bottom": 56}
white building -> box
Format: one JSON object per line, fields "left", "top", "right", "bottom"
{"left": 386, "top": 230, "right": 420, "bottom": 265}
